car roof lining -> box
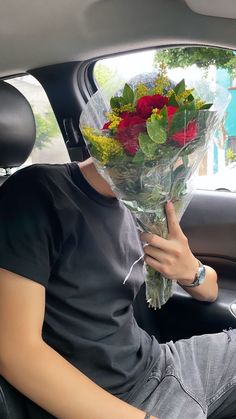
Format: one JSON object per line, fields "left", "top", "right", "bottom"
{"left": 184, "top": 0, "right": 236, "bottom": 20}
{"left": 1, "top": 0, "right": 236, "bottom": 78}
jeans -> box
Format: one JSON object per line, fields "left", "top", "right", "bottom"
{"left": 130, "top": 330, "right": 236, "bottom": 418}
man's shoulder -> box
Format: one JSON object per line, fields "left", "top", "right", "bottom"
{"left": 6, "top": 163, "right": 69, "bottom": 186}
{"left": 16, "top": 163, "right": 69, "bottom": 180}
{"left": 0, "top": 163, "right": 71, "bottom": 199}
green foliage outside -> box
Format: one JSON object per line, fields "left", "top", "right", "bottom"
{"left": 94, "top": 62, "right": 118, "bottom": 88}
{"left": 153, "top": 47, "right": 236, "bottom": 77}
{"left": 34, "top": 111, "right": 60, "bottom": 150}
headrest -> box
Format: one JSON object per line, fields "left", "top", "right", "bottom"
{"left": 0, "top": 81, "right": 36, "bottom": 169}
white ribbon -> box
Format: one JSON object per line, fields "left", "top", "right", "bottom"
{"left": 123, "top": 243, "right": 148, "bottom": 284}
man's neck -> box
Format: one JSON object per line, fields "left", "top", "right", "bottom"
{"left": 78, "top": 158, "right": 116, "bottom": 198}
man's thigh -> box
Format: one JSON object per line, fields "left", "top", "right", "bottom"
{"left": 173, "top": 330, "right": 236, "bottom": 417}
{"left": 139, "top": 372, "right": 206, "bottom": 419}
{"left": 132, "top": 330, "right": 236, "bottom": 419}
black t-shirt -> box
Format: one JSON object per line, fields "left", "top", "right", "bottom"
{"left": 0, "top": 162, "right": 160, "bottom": 401}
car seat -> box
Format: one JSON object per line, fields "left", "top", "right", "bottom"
{"left": 0, "top": 81, "right": 55, "bottom": 418}
{"left": 0, "top": 81, "right": 35, "bottom": 185}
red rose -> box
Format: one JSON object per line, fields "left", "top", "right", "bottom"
{"left": 102, "top": 121, "right": 111, "bottom": 129}
{"left": 118, "top": 115, "right": 145, "bottom": 129}
{"left": 117, "top": 115, "right": 146, "bottom": 155}
{"left": 120, "top": 111, "right": 136, "bottom": 118}
{"left": 171, "top": 120, "right": 198, "bottom": 146}
{"left": 136, "top": 94, "right": 168, "bottom": 119}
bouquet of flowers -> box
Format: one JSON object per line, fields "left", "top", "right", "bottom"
{"left": 80, "top": 72, "right": 227, "bottom": 309}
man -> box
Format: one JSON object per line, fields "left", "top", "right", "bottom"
{"left": 0, "top": 158, "right": 234, "bottom": 419}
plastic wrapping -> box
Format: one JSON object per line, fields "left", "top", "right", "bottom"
{"left": 80, "top": 73, "right": 228, "bottom": 309}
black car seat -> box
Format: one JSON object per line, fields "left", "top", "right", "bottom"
{"left": 0, "top": 81, "right": 35, "bottom": 185}
{"left": 0, "top": 81, "right": 55, "bottom": 418}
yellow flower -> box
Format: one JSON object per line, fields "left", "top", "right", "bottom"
{"left": 166, "top": 89, "right": 174, "bottom": 98}
{"left": 195, "top": 99, "right": 205, "bottom": 109}
{"left": 176, "top": 89, "right": 194, "bottom": 102}
{"left": 226, "top": 148, "right": 236, "bottom": 162}
{"left": 151, "top": 108, "right": 162, "bottom": 119}
{"left": 119, "top": 104, "right": 135, "bottom": 113}
{"left": 135, "top": 83, "right": 149, "bottom": 99}
{"left": 153, "top": 64, "right": 170, "bottom": 95}
{"left": 82, "top": 127, "right": 124, "bottom": 164}
{"left": 105, "top": 113, "right": 122, "bottom": 130}
{"left": 153, "top": 75, "right": 170, "bottom": 95}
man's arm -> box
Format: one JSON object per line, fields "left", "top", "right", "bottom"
{"left": 0, "top": 268, "right": 157, "bottom": 419}
{"left": 140, "top": 202, "right": 218, "bottom": 303}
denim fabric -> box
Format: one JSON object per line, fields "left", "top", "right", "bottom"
{"left": 130, "top": 330, "right": 236, "bottom": 419}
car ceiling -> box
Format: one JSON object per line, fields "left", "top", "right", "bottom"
{"left": 1, "top": 0, "right": 236, "bottom": 78}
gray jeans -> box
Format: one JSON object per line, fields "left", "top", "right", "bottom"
{"left": 130, "top": 330, "right": 236, "bottom": 419}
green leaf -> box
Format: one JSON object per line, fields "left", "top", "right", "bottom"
{"left": 123, "top": 83, "right": 134, "bottom": 105}
{"left": 110, "top": 96, "right": 126, "bottom": 110}
{"left": 169, "top": 110, "right": 197, "bottom": 136}
{"left": 185, "top": 100, "right": 196, "bottom": 110}
{"left": 182, "top": 155, "right": 189, "bottom": 167}
{"left": 147, "top": 117, "right": 167, "bottom": 144}
{"left": 171, "top": 164, "right": 186, "bottom": 182}
{"left": 170, "top": 164, "right": 189, "bottom": 197}
{"left": 168, "top": 93, "right": 179, "bottom": 107}
{"left": 139, "top": 132, "right": 158, "bottom": 157}
{"left": 199, "top": 103, "right": 212, "bottom": 110}
{"left": 132, "top": 148, "right": 145, "bottom": 164}
{"left": 187, "top": 93, "right": 195, "bottom": 102}
{"left": 159, "top": 106, "right": 168, "bottom": 129}
{"left": 110, "top": 97, "right": 121, "bottom": 110}
{"left": 173, "top": 79, "right": 186, "bottom": 96}
{"left": 168, "top": 111, "right": 184, "bottom": 135}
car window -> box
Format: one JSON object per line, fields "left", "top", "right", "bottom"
{"left": 94, "top": 47, "right": 236, "bottom": 193}
{"left": 5, "top": 75, "right": 70, "bottom": 169}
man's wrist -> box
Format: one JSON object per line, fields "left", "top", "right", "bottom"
{"left": 177, "top": 259, "right": 205, "bottom": 288}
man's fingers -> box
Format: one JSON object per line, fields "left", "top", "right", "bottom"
{"left": 144, "top": 255, "right": 163, "bottom": 275}
{"left": 140, "top": 201, "right": 184, "bottom": 244}
{"left": 140, "top": 232, "right": 169, "bottom": 250}
{"left": 165, "top": 201, "right": 182, "bottom": 238}
{"left": 144, "top": 244, "right": 166, "bottom": 262}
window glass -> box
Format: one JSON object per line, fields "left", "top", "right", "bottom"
{"left": 94, "top": 48, "right": 236, "bottom": 193}
{"left": 5, "top": 75, "right": 70, "bottom": 169}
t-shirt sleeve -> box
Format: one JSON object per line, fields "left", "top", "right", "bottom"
{"left": 0, "top": 166, "right": 62, "bottom": 287}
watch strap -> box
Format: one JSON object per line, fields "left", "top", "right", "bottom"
{"left": 178, "top": 259, "right": 206, "bottom": 288}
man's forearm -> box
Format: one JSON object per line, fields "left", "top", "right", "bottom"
{"left": 0, "top": 340, "right": 157, "bottom": 419}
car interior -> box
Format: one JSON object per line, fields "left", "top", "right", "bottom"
{"left": 1, "top": 0, "right": 236, "bottom": 417}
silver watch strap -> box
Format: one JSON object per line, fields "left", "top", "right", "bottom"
{"left": 178, "top": 259, "right": 203, "bottom": 288}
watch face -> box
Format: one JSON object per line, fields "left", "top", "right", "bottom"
{"left": 198, "top": 265, "right": 206, "bottom": 285}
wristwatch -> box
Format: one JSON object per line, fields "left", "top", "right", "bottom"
{"left": 179, "top": 259, "right": 206, "bottom": 288}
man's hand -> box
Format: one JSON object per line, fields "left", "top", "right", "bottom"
{"left": 140, "top": 201, "right": 218, "bottom": 302}
{"left": 140, "top": 201, "right": 199, "bottom": 283}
